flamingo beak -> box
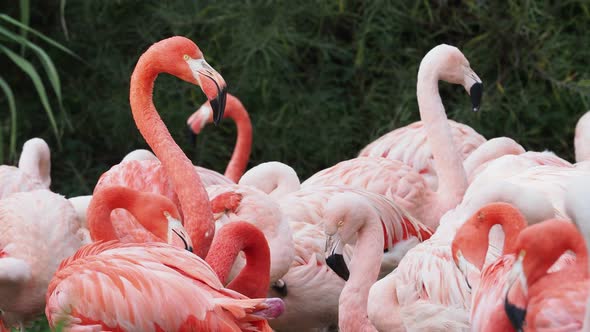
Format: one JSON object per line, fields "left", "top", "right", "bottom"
{"left": 463, "top": 66, "right": 483, "bottom": 112}
{"left": 165, "top": 212, "right": 194, "bottom": 252}
{"left": 324, "top": 235, "right": 350, "bottom": 281}
{"left": 503, "top": 250, "right": 528, "bottom": 331}
{"left": 187, "top": 58, "right": 227, "bottom": 125}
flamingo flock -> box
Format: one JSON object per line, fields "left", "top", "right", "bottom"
{"left": 1, "top": 35, "right": 589, "bottom": 332}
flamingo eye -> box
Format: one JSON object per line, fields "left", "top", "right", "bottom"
{"left": 183, "top": 54, "right": 190, "bottom": 61}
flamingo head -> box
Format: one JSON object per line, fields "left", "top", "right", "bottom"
{"left": 150, "top": 36, "right": 227, "bottom": 124}
{"left": 186, "top": 94, "right": 241, "bottom": 142}
{"left": 425, "top": 44, "right": 484, "bottom": 112}
{"left": 323, "top": 193, "right": 377, "bottom": 281}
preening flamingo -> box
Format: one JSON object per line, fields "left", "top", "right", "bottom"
{"left": 45, "top": 225, "right": 285, "bottom": 331}
{"left": 206, "top": 184, "right": 295, "bottom": 284}
{"left": 238, "top": 161, "right": 301, "bottom": 199}
{"left": 575, "top": 111, "right": 590, "bottom": 168}
{"left": 87, "top": 186, "right": 192, "bottom": 249}
{"left": 0, "top": 137, "right": 51, "bottom": 199}
{"left": 94, "top": 36, "right": 228, "bottom": 257}
{"left": 0, "top": 190, "right": 87, "bottom": 330}
{"left": 187, "top": 93, "right": 253, "bottom": 183}
{"left": 451, "top": 203, "right": 574, "bottom": 332}
{"left": 302, "top": 44, "right": 484, "bottom": 230}
{"left": 268, "top": 186, "right": 432, "bottom": 331}
{"left": 504, "top": 219, "right": 588, "bottom": 331}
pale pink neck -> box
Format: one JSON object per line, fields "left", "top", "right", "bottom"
{"left": 417, "top": 68, "right": 468, "bottom": 211}
{"left": 130, "top": 54, "right": 214, "bottom": 257}
{"left": 339, "top": 211, "right": 382, "bottom": 332}
{"left": 223, "top": 104, "right": 252, "bottom": 182}
{"left": 205, "top": 221, "right": 270, "bottom": 298}
{"left": 18, "top": 138, "right": 51, "bottom": 188}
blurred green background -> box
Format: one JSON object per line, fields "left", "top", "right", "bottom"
{"left": 1, "top": 0, "right": 589, "bottom": 200}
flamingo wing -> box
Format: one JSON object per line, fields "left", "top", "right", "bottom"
{"left": 47, "top": 242, "right": 275, "bottom": 332}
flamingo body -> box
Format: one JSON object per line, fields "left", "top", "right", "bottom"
{"left": 0, "top": 190, "right": 86, "bottom": 328}
{"left": 358, "top": 120, "right": 486, "bottom": 190}
{"left": 46, "top": 241, "right": 283, "bottom": 332}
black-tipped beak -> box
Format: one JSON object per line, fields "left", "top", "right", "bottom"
{"left": 209, "top": 85, "right": 227, "bottom": 126}
{"left": 326, "top": 253, "right": 350, "bottom": 281}
{"left": 186, "top": 125, "right": 197, "bottom": 145}
{"left": 470, "top": 82, "right": 483, "bottom": 112}
{"left": 504, "top": 296, "right": 526, "bottom": 331}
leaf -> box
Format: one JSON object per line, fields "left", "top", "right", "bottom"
{"left": 19, "top": 0, "right": 30, "bottom": 54}
{"left": 0, "top": 76, "right": 16, "bottom": 163}
{"left": 0, "top": 26, "right": 72, "bottom": 130}
{"left": 0, "top": 14, "right": 80, "bottom": 60}
{"left": 60, "top": 0, "right": 69, "bottom": 40}
{"left": 0, "top": 76, "right": 17, "bottom": 161}
{"left": 0, "top": 45, "right": 61, "bottom": 148}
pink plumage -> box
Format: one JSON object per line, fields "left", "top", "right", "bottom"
{"left": 46, "top": 241, "right": 283, "bottom": 332}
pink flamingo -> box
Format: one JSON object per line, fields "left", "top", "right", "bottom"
{"left": 0, "top": 190, "right": 87, "bottom": 330}
{"left": 45, "top": 223, "right": 285, "bottom": 331}
{"left": 0, "top": 137, "right": 51, "bottom": 199}
{"left": 187, "top": 93, "right": 252, "bottom": 183}
{"left": 94, "top": 36, "right": 228, "bottom": 257}
{"left": 206, "top": 184, "right": 295, "bottom": 284}
{"left": 451, "top": 203, "right": 575, "bottom": 332}
{"left": 268, "top": 186, "right": 432, "bottom": 331}
{"left": 504, "top": 219, "right": 588, "bottom": 331}
{"left": 575, "top": 111, "right": 590, "bottom": 172}
{"left": 301, "top": 44, "right": 485, "bottom": 230}
{"left": 87, "top": 186, "right": 192, "bottom": 249}
{"left": 565, "top": 175, "right": 590, "bottom": 330}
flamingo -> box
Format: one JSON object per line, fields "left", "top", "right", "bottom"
{"left": 302, "top": 44, "right": 486, "bottom": 230}
{"left": 575, "top": 111, "right": 590, "bottom": 163}
{"left": 0, "top": 137, "right": 51, "bottom": 199}
{"left": 451, "top": 203, "right": 575, "bottom": 332}
{"left": 0, "top": 189, "right": 87, "bottom": 330}
{"left": 87, "top": 186, "right": 192, "bottom": 249}
{"left": 565, "top": 175, "right": 590, "bottom": 330}
{"left": 187, "top": 93, "right": 252, "bottom": 183}
{"left": 206, "top": 184, "right": 295, "bottom": 284}
{"left": 93, "top": 36, "right": 228, "bottom": 257}
{"left": 238, "top": 161, "right": 301, "bottom": 199}
{"left": 45, "top": 223, "right": 285, "bottom": 331}
{"left": 268, "top": 186, "right": 432, "bottom": 331}
{"left": 504, "top": 219, "right": 588, "bottom": 331}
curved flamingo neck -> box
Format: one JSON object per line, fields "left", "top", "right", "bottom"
{"left": 417, "top": 61, "right": 468, "bottom": 212}
{"left": 223, "top": 103, "right": 252, "bottom": 182}
{"left": 205, "top": 221, "right": 270, "bottom": 298}
{"left": 18, "top": 138, "right": 51, "bottom": 188}
{"left": 454, "top": 203, "right": 527, "bottom": 271}
{"left": 130, "top": 52, "right": 214, "bottom": 257}
{"left": 339, "top": 206, "right": 382, "bottom": 331}
{"left": 523, "top": 220, "right": 588, "bottom": 286}
{"left": 88, "top": 187, "right": 166, "bottom": 242}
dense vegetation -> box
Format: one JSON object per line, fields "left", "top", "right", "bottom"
{"left": 1, "top": 0, "right": 589, "bottom": 200}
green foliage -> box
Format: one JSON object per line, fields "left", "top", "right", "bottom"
{"left": 0, "top": 0, "right": 588, "bottom": 201}
{"left": 0, "top": 2, "right": 77, "bottom": 163}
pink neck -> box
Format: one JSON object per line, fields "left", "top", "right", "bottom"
{"left": 205, "top": 221, "right": 270, "bottom": 298}
{"left": 339, "top": 212, "right": 382, "bottom": 331}
{"left": 130, "top": 54, "right": 214, "bottom": 257}
{"left": 87, "top": 187, "right": 142, "bottom": 241}
{"left": 417, "top": 69, "right": 468, "bottom": 211}
{"left": 223, "top": 104, "right": 252, "bottom": 182}
{"left": 471, "top": 206, "right": 526, "bottom": 270}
